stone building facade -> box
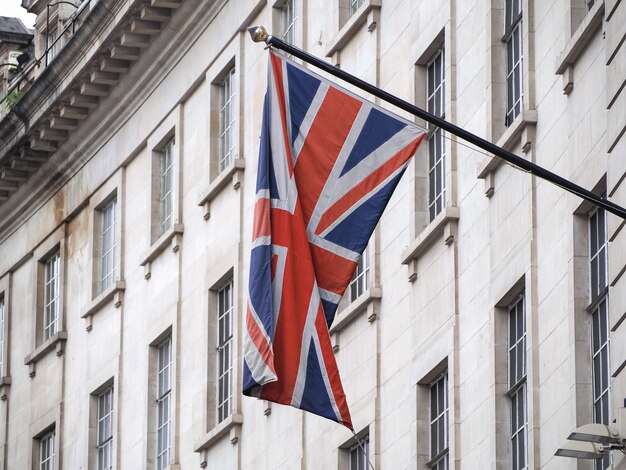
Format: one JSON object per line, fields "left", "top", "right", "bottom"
{"left": 0, "top": 0, "right": 624, "bottom": 469}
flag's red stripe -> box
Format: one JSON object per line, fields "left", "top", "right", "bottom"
{"left": 294, "top": 87, "right": 362, "bottom": 226}
{"left": 252, "top": 197, "right": 271, "bottom": 240}
{"left": 246, "top": 304, "right": 276, "bottom": 374}
{"left": 270, "top": 54, "right": 294, "bottom": 178}
{"left": 314, "top": 307, "right": 353, "bottom": 428}
{"left": 316, "top": 135, "right": 425, "bottom": 235}
{"left": 310, "top": 243, "right": 357, "bottom": 296}
{"left": 263, "top": 207, "right": 316, "bottom": 402}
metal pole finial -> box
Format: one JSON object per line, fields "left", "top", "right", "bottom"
{"left": 248, "top": 25, "right": 269, "bottom": 44}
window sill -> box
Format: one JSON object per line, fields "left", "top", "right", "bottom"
{"left": 198, "top": 158, "right": 245, "bottom": 221}
{"left": 330, "top": 287, "right": 381, "bottom": 335}
{"left": 401, "top": 206, "right": 459, "bottom": 282}
{"left": 140, "top": 224, "right": 184, "bottom": 279}
{"left": 326, "top": 0, "right": 382, "bottom": 57}
{"left": 24, "top": 331, "right": 67, "bottom": 377}
{"left": 555, "top": 1, "right": 604, "bottom": 84}
{"left": 477, "top": 111, "right": 537, "bottom": 196}
{"left": 194, "top": 413, "right": 243, "bottom": 454}
{"left": 81, "top": 280, "right": 125, "bottom": 331}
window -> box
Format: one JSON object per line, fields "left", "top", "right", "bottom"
{"left": 349, "top": 244, "right": 370, "bottom": 302}
{"left": 504, "top": 0, "right": 523, "bottom": 126}
{"left": 588, "top": 206, "right": 610, "bottom": 470}
{"left": 429, "top": 373, "right": 448, "bottom": 469}
{"left": 280, "top": 0, "right": 297, "bottom": 44}
{"left": 0, "top": 294, "right": 5, "bottom": 377}
{"left": 156, "top": 337, "right": 171, "bottom": 470}
{"left": 349, "top": 0, "right": 365, "bottom": 17}
{"left": 426, "top": 48, "right": 446, "bottom": 221}
{"left": 98, "top": 198, "right": 118, "bottom": 294}
{"left": 158, "top": 138, "right": 175, "bottom": 237}
{"left": 43, "top": 250, "right": 60, "bottom": 341}
{"left": 348, "top": 434, "right": 369, "bottom": 470}
{"left": 97, "top": 387, "right": 114, "bottom": 470}
{"left": 219, "top": 68, "right": 236, "bottom": 172}
{"left": 508, "top": 295, "right": 527, "bottom": 470}
{"left": 39, "top": 429, "right": 56, "bottom": 470}
{"left": 217, "top": 281, "right": 233, "bottom": 423}
{"left": 46, "top": 28, "right": 60, "bottom": 63}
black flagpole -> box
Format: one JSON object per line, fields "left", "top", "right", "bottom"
{"left": 248, "top": 26, "right": 626, "bottom": 221}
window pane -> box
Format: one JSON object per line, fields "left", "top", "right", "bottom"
{"left": 426, "top": 48, "right": 446, "bottom": 221}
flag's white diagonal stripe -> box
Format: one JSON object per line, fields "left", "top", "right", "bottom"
{"left": 305, "top": 104, "right": 372, "bottom": 238}
{"left": 271, "top": 245, "right": 288, "bottom": 334}
{"left": 292, "top": 83, "right": 329, "bottom": 163}
{"left": 310, "top": 327, "right": 342, "bottom": 422}
{"left": 251, "top": 236, "right": 271, "bottom": 249}
{"left": 281, "top": 60, "right": 295, "bottom": 169}
{"left": 318, "top": 163, "right": 410, "bottom": 239}
{"left": 309, "top": 234, "right": 361, "bottom": 262}
{"left": 291, "top": 283, "right": 322, "bottom": 408}
{"left": 325, "top": 125, "right": 423, "bottom": 207}
{"left": 269, "top": 69, "right": 291, "bottom": 202}
{"left": 319, "top": 288, "right": 342, "bottom": 304}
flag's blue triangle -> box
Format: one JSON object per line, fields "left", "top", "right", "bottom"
{"left": 321, "top": 299, "right": 338, "bottom": 328}
{"left": 325, "top": 170, "right": 405, "bottom": 252}
{"left": 286, "top": 63, "right": 321, "bottom": 146}
{"left": 299, "top": 339, "right": 337, "bottom": 422}
{"left": 340, "top": 107, "right": 406, "bottom": 177}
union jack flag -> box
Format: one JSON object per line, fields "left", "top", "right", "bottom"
{"left": 243, "top": 51, "right": 426, "bottom": 428}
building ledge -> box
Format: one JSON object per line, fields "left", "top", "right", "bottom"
{"left": 24, "top": 331, "right": 67, "bottom": 377}
{"left": 401, "top": 206, "right": 459, "bottom": 281}
{"left": 330, "top": 287, "right": 381, "bottom": 334}
{"left": 556, "top": 1, "right": 604, "bottom": 75}
{"left": 326, "top": 0, "right": 381, "bottom": 57}
{"left": 198, "top": 158, "right": 245, "bottom": 220}
{"left": 140, "top": 224, "right": 184, "bottom": 279}
{"left": 477, "top": 111, "right": 536, "bottom": 196}
{"left": 0, "top": 376, "right": 11, "bottom": 401}
{"left": 81, "top": 280, "right": 125, "bottom": 331}
{"left": 194, "top": 413, "right": 243, "bottom": 453}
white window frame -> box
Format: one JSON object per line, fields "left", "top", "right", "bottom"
{"left": 98, "top": 198, "right": 118, "bottom": 295}
{"left": 217, "top": 281, "right": 234, "bottom": 423}
{"left": 156, "top": 336, "right": 172, "bottom": 470}
{"left": 43, "top": 250, "right": 60, "bottom": 341}
{"left": 218, "top": 68, "right": 236, "bottom": 172}
{"left": 349, "top": 244, "right": 371, "bottom": 303}
{"left": 348, "top": 434, "right": 369, "bottom": 470}
{"left": 158, "top": 138, "right": 176, "bottom": 237}
{"left": 39, "top": 429, "right": 56, "bottom": 470}
{"left": 426, "top": 47, "right": 446, "bottom": 221}
{"left": 429, "top": 373, "right": 448, "bottom": 469}
{"left": 97, "top": 386, "right": 114, "bottom": 470}
{"left": 507, "top": 294, "right": 527, "bottom": 470}
{"left": 280, "top": 0, "right": 297, "bottom": 44}
{"left": 348, "top": 0, "right": 366, "bottom": 17}
{"left": 504, "top": 0, "right": 523, "bottom": 127}
{"left": 588, "top": 206, "right": 610, "bottom": 470}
